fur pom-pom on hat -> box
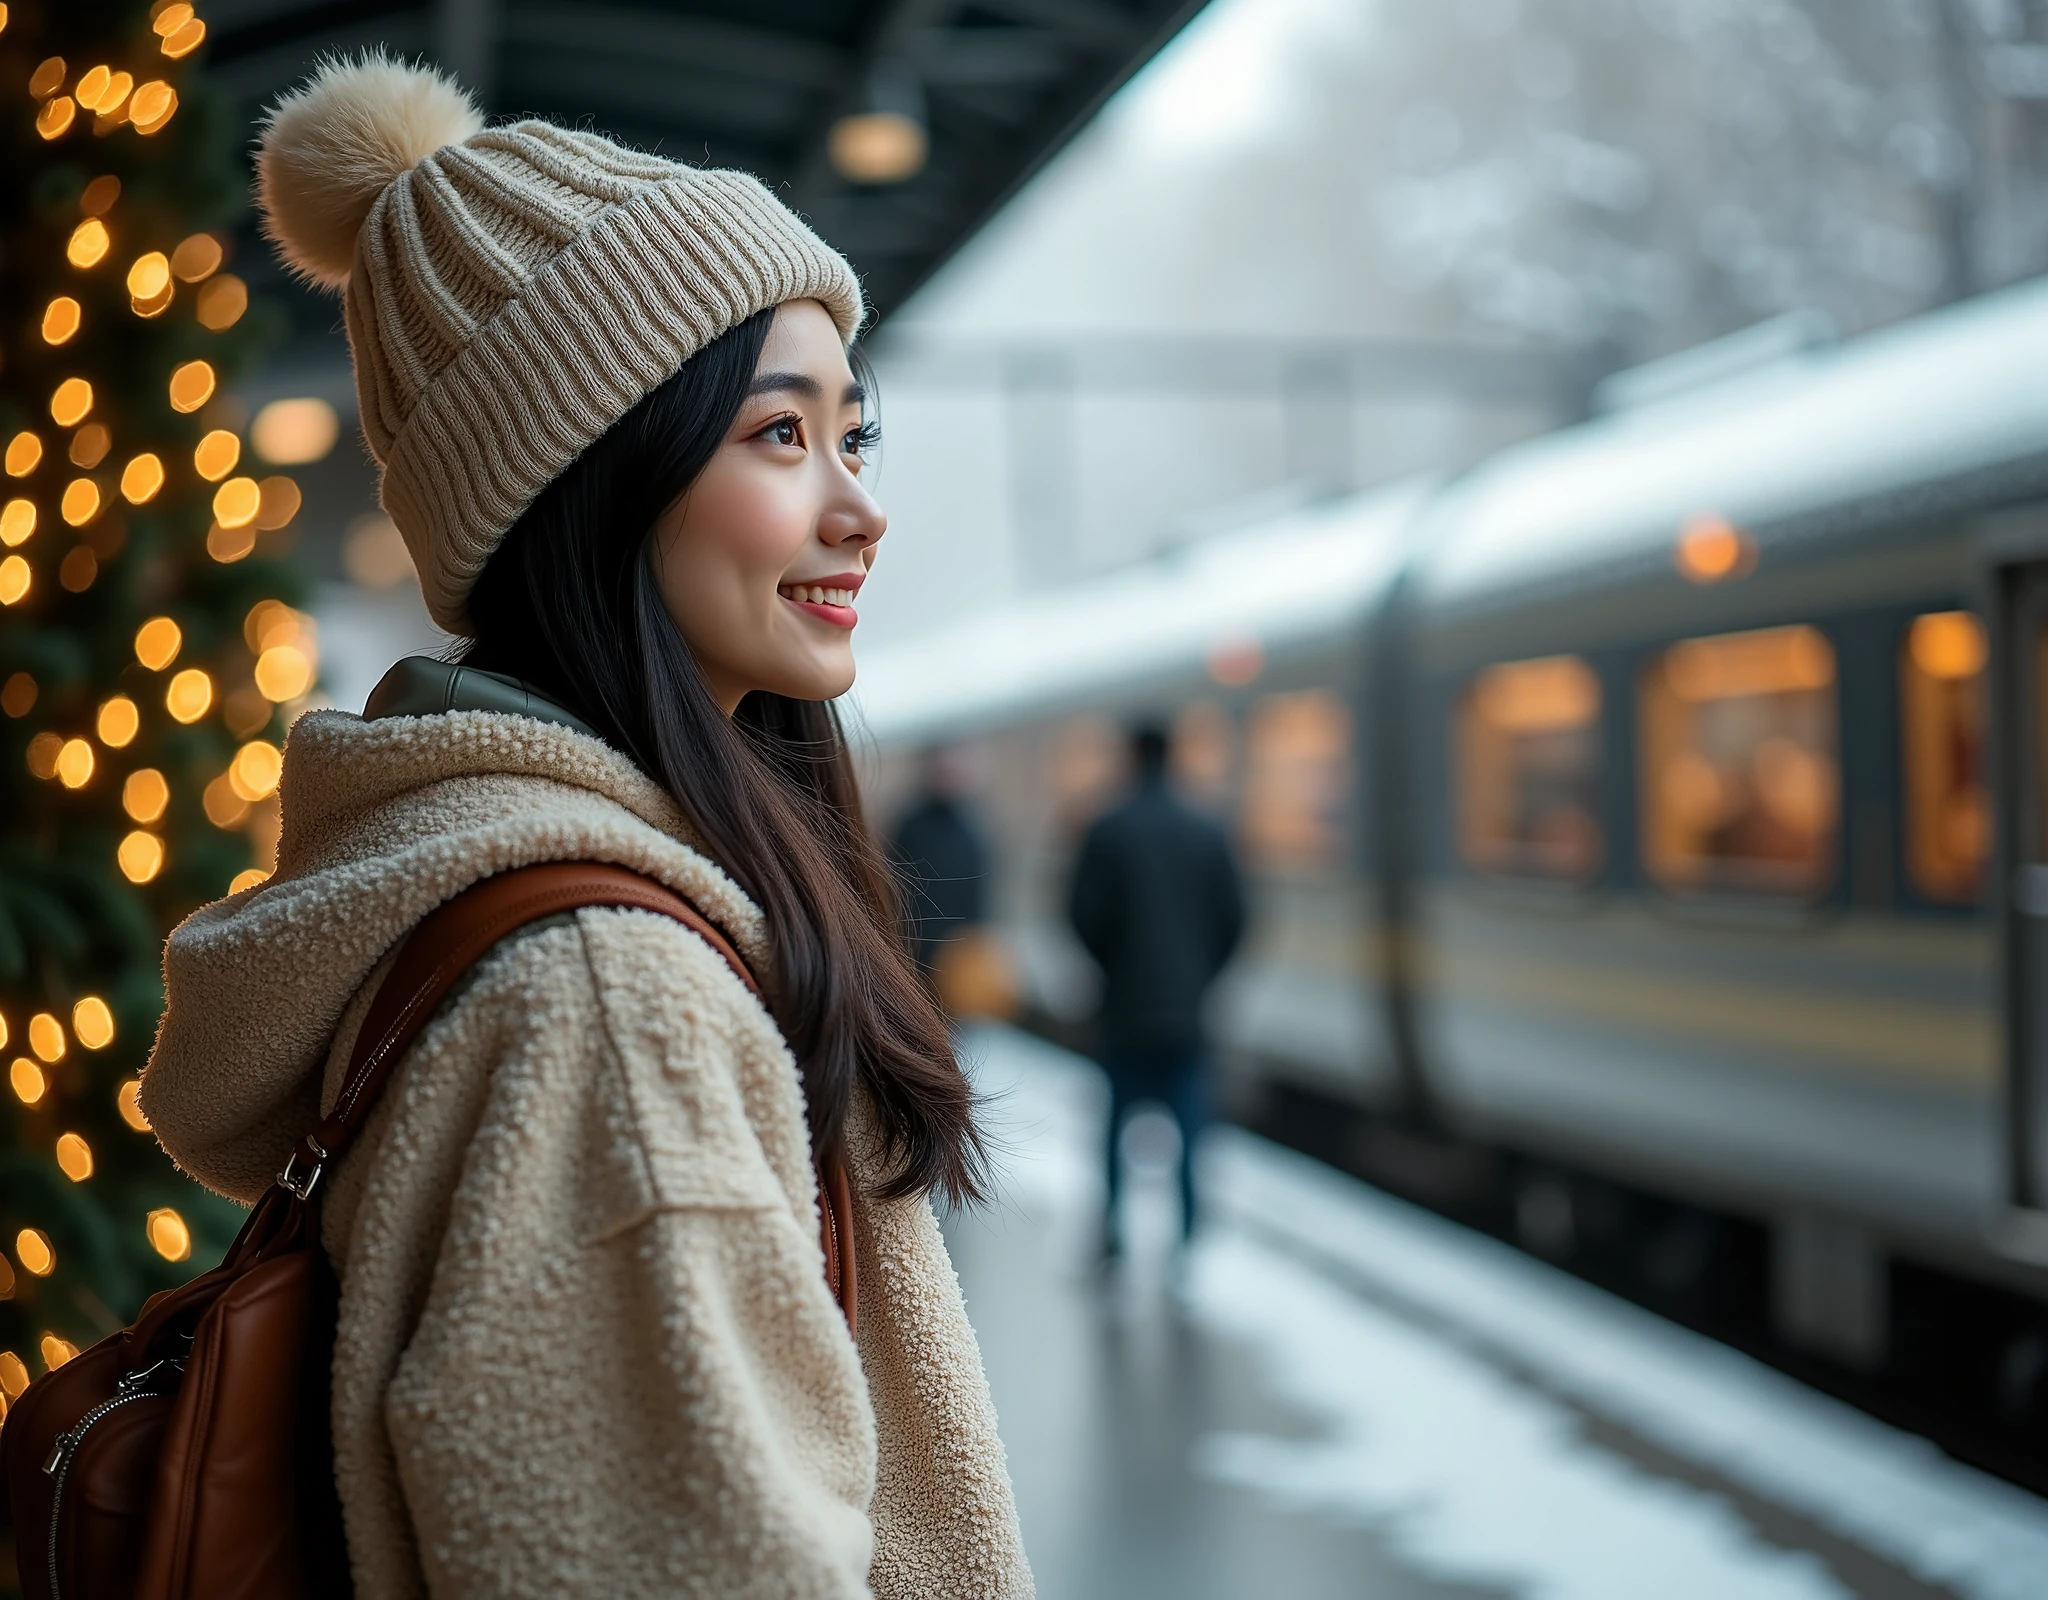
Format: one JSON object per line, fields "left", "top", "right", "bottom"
{"left": 257, "top": 51, "right": 482, "bottom": 290}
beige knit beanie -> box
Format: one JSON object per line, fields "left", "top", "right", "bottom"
{"left": 255, "top": 52, "right": 864, "bottom": 634}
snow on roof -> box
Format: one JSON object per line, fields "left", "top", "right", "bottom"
{"left": 848, "top": 478, "right": 1433, "bottom": 746}
{"left": 1417, "top": 274, "right": 2048, "bottom": 612}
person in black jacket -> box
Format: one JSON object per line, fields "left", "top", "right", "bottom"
{"left": 891, "top": 745, "right": 990, "bottom": 976}
{"left": 1069, "top": 723, "right": 1246, "bottom": 1256}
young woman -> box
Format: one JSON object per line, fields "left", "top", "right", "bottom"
{"left": 141, "top": 54, "right": 1031, "bottom": 1598}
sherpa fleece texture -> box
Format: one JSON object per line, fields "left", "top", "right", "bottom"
{"left": 141, "top": 708, "right": 1031, "bottom": 1599}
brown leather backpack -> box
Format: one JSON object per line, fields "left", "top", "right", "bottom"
{"left": 2, "top": 860, "right": 855, "bottom": 1599}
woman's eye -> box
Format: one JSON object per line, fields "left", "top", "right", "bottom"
{"left": 843, "top": 422, "right": 881, "bottom": 457}
{"left": 768, "top": 418, "right": 801, "bottom": 447}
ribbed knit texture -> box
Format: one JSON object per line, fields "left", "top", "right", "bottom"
{"left": 331, "top": 117, "right": 862, "bottom": 632}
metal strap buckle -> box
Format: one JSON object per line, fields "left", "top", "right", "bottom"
{"left": 277, "top": 1136, "right": 328, "bottom": 1201}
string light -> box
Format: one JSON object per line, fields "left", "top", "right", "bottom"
{"left": 128, "top": 250, "right": 173, "bottom": 316}
{"left": 79, "top": 175, "right": 120, "bottom": 215}
{"left": 71, "top": 997, "right": 114, "bottom": 1049}
{"left": 59, "top": 547, "right": 97, "bottom": 593}
{"left": 0, "top": 555, "right": 30, "bottom": 605}
{"left": 17, "top": 1231, "right": 55, "bottom": 1276}
{"left": 256, "top": 475, "right": 302, "bottom": 530}
{"left": 193, "top": 429, "right": 238, "bottom": 481}
{"left": 5, "top": 432, "right": 41, "bottom": 476}
{"left": 28, "top": 1014, "right": 63, "bottom": 1062}
{"left": 10, "top": 1058, "right": 47, "bottom": 1105}
{"left": 28, "top": 56, "right": 65, "bottom": 98}
{"left": 170, "top": 232, "right": 222, "bottom": 282}
{"left": 69, "top": 424, "right": 110, "bottom": 468}
{"left": 41, "top": 296, "right": 80, "bottom": 344}
{"left": 55, "top": 1134, "right": 93, "bottom": 1182}
{"left": 74, "top": 65, "right": 109, "bottom": 109}
{"left": 166, "top": 667, "right": 212, "bottom": 722}
{"left": 194, "top": 274, "right": 246, "bottom": 330}
{"left": 26, "top": 731, "right": 62, "bottom": 779}
{"left": 35, "top": 96, "right": 74, "bottom": 140}
{"left": 117, "top": 831, "right": 164, "bottom": 884}
{"left": 0, "top": 1014, "right": 8, "bottom": 1050}
{"left": 229, "top": 740, "right": 283, "bottom": 801}
{"left": 123, "top": 768, "right": 168, "bottom": 823}
{"left": 66, "top": 218, "right": 109, "bottom": 269}
{"left": 212, "top": 475, "right": 258, "bottom": 528}
{"left": 91, "top": 72, "right": 133, "bottom": 124}
{"left": 40, "top": 1335, "right": 78, "bottom": 1371}
{"left": 1, "top": 500, "right": 33, "bottom": 545}
{"left": 50, "top": 378, "right": 92, "bottom": 426}
{"left": 206, "top": 522, "right": 254, "bottom": 563}
{"left": 121, "top": 452, "right": 165, "bottom": 504}
{"left": 152, "top": 4, "right": 195, "bottom": 35}
{"left": 60, "top": 478, "right": 100, "bottom": 526}
{"left": 96, "top": 697, "right": 138, "bottom": 747}
{"left": 251, "top": 399, "right": 338, "bottom": 464}
{"left": 130, "top": 81, "right": 176, "bottom": 134}
{"left": 117, "top": 1079, "right": 150, "bottom": 1132}
{"left": 0, "top": 1352, "right": 28, "bottom": 1397}
{"left": 229, "top": 867, "right": 271, "bottom": 894}
{"left": 255, "top": 646, "right": 313, "bottom": 702}
{"left": 135, "top": 615, "right": 181, "bottom": 670}
{"left": 202, "top": 773, "right": 247, "bottom": 827}
{"left": 167, "top": 359, "right": 214, "bottom": 412}
{"left": 244, "top": 599, "right": 299, "bottom": 650}
{"left": 55, "top": 738, "right": 94, "bottom": 788}
{"left": 160, "top": 17, "right": 205, "bottom": 59}
{"left": 1, "top": 673, "right": 35, "bottom": 717}
{"left": 0, "top": 1256, "right": 12, "bottom": 1301}
{"left": 146, "top": 1209, "right": 191, "bottom": 1262}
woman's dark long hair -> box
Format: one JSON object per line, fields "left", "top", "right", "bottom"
{"left": 463, "top": 307, "right": 984, "bottom": 1204}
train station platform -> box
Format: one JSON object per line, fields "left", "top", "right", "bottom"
{"left": 945, "top": 1027, "right": 2048, "bottom": 1600}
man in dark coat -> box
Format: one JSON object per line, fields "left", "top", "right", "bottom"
{"left": 890, "top": 745, "right": 989, "bottom": 976}
{"left": 1069, "top": 723, "right": 1246, "bottom": 1255}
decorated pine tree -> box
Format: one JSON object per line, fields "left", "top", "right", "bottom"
{"left": 0, "top": 0, "right": 316, "bottom": 1410}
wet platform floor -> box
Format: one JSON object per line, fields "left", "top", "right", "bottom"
{"left": 942, "top": 1026, "right": 2048, "bottom": 1600}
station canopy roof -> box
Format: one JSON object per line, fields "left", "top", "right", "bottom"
{"left": 207, "top": 0, "right": 1210, "bottom": 341}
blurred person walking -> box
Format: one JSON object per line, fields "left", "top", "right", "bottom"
{"left": 1069, "top": 724, "right": 1245, "bottom": 1259}
{"left": 106, "top": 53, "right": 1029, "bottom": 1600}
{"left": 891, "top": 745, "right": 990, "bottom": 974}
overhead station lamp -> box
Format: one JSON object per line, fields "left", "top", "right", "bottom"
{"left": 828, "top": 63, "right": 928, "bottom": 186}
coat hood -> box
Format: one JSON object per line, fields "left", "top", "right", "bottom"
{"left": 142, "top": 676, "right": 768, "bottom": 1204}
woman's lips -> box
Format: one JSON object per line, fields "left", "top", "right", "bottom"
{"left": 782, "top": 595, "right": 857, "bottom": 628}
{"left": 779, "top": 578, "right": 861, "bottom": 629}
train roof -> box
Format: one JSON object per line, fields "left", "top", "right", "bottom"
{"left": 849, "top": 478, "right": 1433, "bottom": 745}
{"left": 1413, "top": 273, "right": 2048, "bottom": 617}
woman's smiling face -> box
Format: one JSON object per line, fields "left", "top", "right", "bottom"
{"left": 652, "top": 299, "right": 884, "bottom": 713}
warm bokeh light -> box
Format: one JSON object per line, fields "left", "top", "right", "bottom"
{"left": 41, "top": 296, "right": 80, "bottom": 344}
{"left": 26, "top": 731, "right": 62, "bottom": 779}
{"left": 40, "top": 1334, "right": 78, "bottom": 1371}
{"left": 166, "top": 667, "right": 213, "bottom": 722}
{"left": 74, "top": 64, "right": 109, "bottom": 110}
{"left": 79, "top": 174, "right": 120, "bottom": 215}
{"left": 256, "top": 475, "right": 302, "bottom": 530}
{"left": 5, "top": 431, "right": 41, "bottom": 476}
{"left": 49, "top": 377, "right": 92, "bottom": 426}
{"left": 28, "top": 1013, "right": 64, "bottom": 1062}
{"left": 117, "top": 1079, "right": 150, "bottom": 1132}
{"left": 96, "top": 696, "right": 138, "bottom": 748}
{"left": 160, "top": 17, "right": 205, "bottom": 60}
{"left": 58, "top": 546, "right": 97, "bottom": 594}
{"left": 195, "top": 273, "right": 247, "bottom": 330}
{"left": 126, "top": 250, "right": 170, "bottom": 301}
{"left": 229, "top": 867, "right": 272, "bottom": 894}
{"left": 35, "top": 95, "right": 75, "bottom": 140}
{"left": 146, "top": 1208, "right": 191, "bottom": 1262}
{"left": 212, "top": 475, "right": 259, "bottom": 529}
{"left": 0, "top": 1352, "right": 29, "bottom": 1398}
{"left": 207, "top": 521, "right": 255, "bottom": 563}
{"left": 1, "top": 500, "right": 33, "bottom": 546}
{"left": 68, "top": 424, "right": 109, "bottom": 469}
{"left": 121, "top": 452, "right": 165, "bottom": 503}
{"left": 1206, "top": 635, "right": 1265, "bottom": 687}
{"left": 130, "top": 80, "right": 176, "bottom": 134}
{"left": 0, "top": 555, "right": 31, "bottom": 606}
{"left": 28, "top": 55, "right": 66, "bottom": 98}
{"left": 344, "top": 515, "right": 415, "bottom": 587}
{"left": 10, "top": 1058, "right": 47, "bottom": 1106}
{"left": 2, "top": 673, "right": 35, "bottom": 717}
{"left": 255, "top": 645, "right": 314, "bottom": 702}
{"left": 123, "top": 767, "right": 168, "bottom": 823}
{"left": 170, "top": 231, "right": 221, "bottom": 282}
{"left": 135, "top": 614, "right": 181, "bottom": 670}
{"left": 54, "top": 737, "right": 93, "bottom": 789}
{"left": 55, "top": 1133, "right": 93, "bottom": 1182}
{"left": 193, "top": 429, "right": 239, "bottom": 481}
{"left": 153, "top": 3, "right": 194, "bottom": 36}
{"left": 251, "top": 398, "right": 340, "bottom": 464}
{"left": 230, "top": 740, "right": 284, "bottom": 801}
{"left": 16, "top": 1231, "right": 54, "bottom": 1278}
{"left": 66, "top": 218, "right": 109, "bottom": 269}
{"left": 167, "top": 359, "right": 215, "bottom": 413}
{"left": 118, "top": 830, "right": 164, "bottom": 884}
{"left": 91, "top": 71, "right": 133, "bottom": 123}
{"left": 1909, "top": 610, "right": 1987, "bottom": 681}
{"left": 244, "top": 598, "right": 301, "bottom": 651}
{"left": 202, "top": 773, "right": 248, "bottom": 828}
{"left": 1665, "top": 624, "right": 1833, "bottom": 701}
{"left": 829, "top": 111, "right": 929, "bottom": 184}
{"left": 1675, "top": 512, "right": 1755, "bottom": 584}
{"left": 59, "top": 478, "right": 99, "bottom": 526}
{"left": 71, "top": 995, "right": 114, "bottom": 1050}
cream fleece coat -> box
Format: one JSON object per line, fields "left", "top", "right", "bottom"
{"left": 140, "top": 708, "right": 1032, "bottom": 1598}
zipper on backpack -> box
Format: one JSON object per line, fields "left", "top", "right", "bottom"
{"left": 43, "top": 1354, "right": 185, "bottom": 1600}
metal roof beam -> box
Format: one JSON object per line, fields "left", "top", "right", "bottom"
{"left": 500, "top": 1, "right": 849, "bottom": 93}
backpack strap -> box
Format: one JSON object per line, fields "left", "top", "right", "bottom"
{"left": 276, "top": 860, "right": 856, "bottom": 1330}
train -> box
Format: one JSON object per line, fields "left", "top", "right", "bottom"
{"left": 851, "top": 273, "right": 2048, "bottom": 1368}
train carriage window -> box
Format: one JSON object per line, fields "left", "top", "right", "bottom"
{"left": 1901, "top": 611, "right": 1988, "bottom": 903}
{"left": 1241, "top": 691, "right": 1349, "bottom": 871}
{"left": 1640, "top": 624, "right": 1838, "bottom": 896}
{"left": 1457, "top": 655, "right": 1602, "bottom": 881}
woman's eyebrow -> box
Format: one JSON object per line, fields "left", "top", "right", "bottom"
{"left": 746, "top": 371, "right": 868, "bottom": 407}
